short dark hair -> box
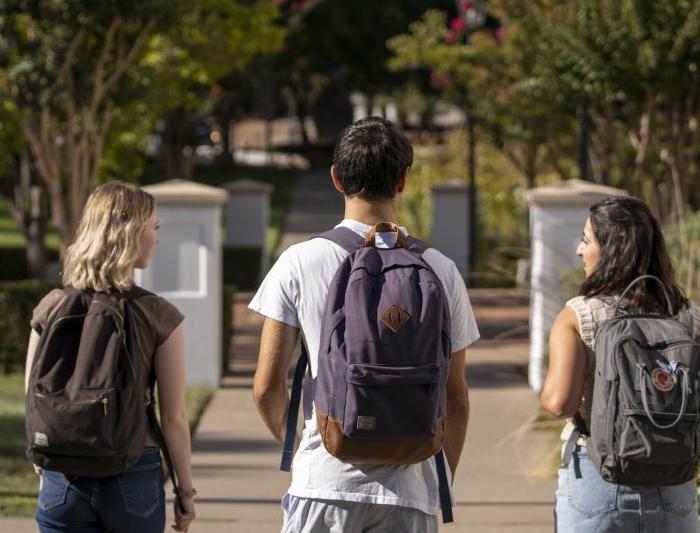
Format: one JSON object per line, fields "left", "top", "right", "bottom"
{"left": 579, "top": 196, "right": 688, "bottom": 314}
{"left": 332, "top": 117, "right": 413, "bottom": 201}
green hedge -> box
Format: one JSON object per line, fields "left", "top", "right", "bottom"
{"left": 0, "top": 280, "right": 61, "bottom": 374}
{"left": 666, "top": 212, "right": 700, "bottom": 303}
{"left": 223, "top": 246, "right": 262, "bottom": 291}
{"left": 222, "top": 284, "right": 236, "bottom": 376}
{"left": 0, "top": 248, "right": 59, "bottom": 281}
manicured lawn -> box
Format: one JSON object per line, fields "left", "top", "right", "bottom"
{"left": 0, "top": 373, "right": 214, "bottom": 517}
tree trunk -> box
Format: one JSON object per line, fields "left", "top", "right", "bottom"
{"left": 4, "top": 151, "right": 49, "bottom": 278}
{"left": 25, "top": 186, "right": 48, "bottom": 279}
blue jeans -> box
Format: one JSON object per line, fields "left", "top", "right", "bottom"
{"left": 35, "top": 448, "right": 165, "bottom": 533}
{"left": 555, "top": 445, "right": 700, "bottom": 532}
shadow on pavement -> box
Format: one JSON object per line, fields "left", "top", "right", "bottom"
{"left": 465, "top": 361, "right": 528, "bottom": 389}
{"left": 193, "top": 438, "right": 281, "bottom": 454}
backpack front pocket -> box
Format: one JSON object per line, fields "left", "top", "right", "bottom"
{"left": 343, "top": 362, "right": 441, "bottom": 439}
{"left": 32, "top": 389, "right": 115, "bottom": 457}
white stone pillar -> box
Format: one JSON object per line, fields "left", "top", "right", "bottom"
{"left": 431, "top": 180, "right": 471, "bottom": 277}
{"left": 350, "top": 93, "right": 368, "bottom": 122}
{"left": 526, "top": 180, "right": 628, "bottom": 392}
{"left": 223, "top": 179, "right": 273, "bottom": 276}
{"left": 135, "top": 179, "right": 227, "bottom": 388}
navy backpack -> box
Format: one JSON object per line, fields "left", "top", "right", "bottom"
{"left": 281, "top": 223, "right": 455, "bottom": 523}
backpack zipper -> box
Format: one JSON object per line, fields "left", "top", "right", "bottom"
{"left": 35, "top": 392, "right": 110, "bottom": 416}
{"left": 49, "top": 313, "right": 87, "bottom": 329}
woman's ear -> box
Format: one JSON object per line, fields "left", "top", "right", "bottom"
{"left": 330, "top": 165, "right": 345, "bottom": 194}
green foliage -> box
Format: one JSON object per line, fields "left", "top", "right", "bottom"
{"left": 0, "top": 247, "right": 58, "bottom": 280}
{"left": 223, "top": 247, "right": 262, "bottom": 291}
{"left": 0, "top": 280, "right": 60, "bottom": 374}
{"left": 389, "top": 1, "right": 700, "bottom": 217}
{"left": 279, "top": 0, "right": 454, "bottom": 96}
{"left": 665, "top": 211, "right": 700, "bottom": 303}
{"left": 401, "top": 129, "right": 531, "bottom": 285}
{"left": 222, "top": 284, "right": 236, "bottom": 377}
{"left": 140, "top": 0, "right": 284, "bottom": 112}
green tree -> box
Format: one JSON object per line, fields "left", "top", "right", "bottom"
{"left": 272, "top": 0, "right": 455, "bottom": 140}
{"left": 141, "top": 0, "right": 283, "bottom": 178}
{"left": 0, "top": 1, "right": 168, "bottom": 255}
{"left": 0, "top": 0, "right": 284, "bottom": 269}
{"left": 530, "top": 0, "right": 700, "bottom": 220}
{"left": 388, "top": 8, "right": 576, "bottom": 188}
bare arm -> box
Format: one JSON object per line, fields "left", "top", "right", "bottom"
{"left": 443, "top": 348, "right": 468, "bottom": 477}
{"left": 252, "top": 318, "right": 300, "bottom": 445}
{"left": 540, "top": 306, "right": 587, "bottom": 417}
{"left": 154, "top": 324, "right": 195, "bottom": 532}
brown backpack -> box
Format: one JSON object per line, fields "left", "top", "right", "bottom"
{"left": 25, "top": 287, "right": 177, "bottom": 483}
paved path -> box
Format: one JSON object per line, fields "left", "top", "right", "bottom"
{"left": 0, "top": 165, "right": 557, "bottom": 532}
{"left": 173, "top": 290, "right": 556, "bottom": 533}
{"left": 274, "top": 166, "right": 344, "bottom": 257}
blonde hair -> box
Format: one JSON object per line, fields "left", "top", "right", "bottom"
{"left": 63, "top": 181, "right": 155, "bottom": 293}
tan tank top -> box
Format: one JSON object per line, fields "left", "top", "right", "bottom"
{"left": 562, "top": 296, "right": 700, "bottom": 437}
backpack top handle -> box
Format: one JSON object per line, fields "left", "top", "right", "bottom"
{"left": 614, "top": 274, "right": 674, "bottom": 317}
{"left": 364, "top": 222, "right": 407, "bottom": 249}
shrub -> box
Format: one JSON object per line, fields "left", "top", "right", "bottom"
{"left": 0, "top": 280, "right": 61, "bottom": 374}
{"left": 665, "top": 211, "right": 700, "bottom": 303}
{"left": 222, "top": 284, "right": 236, "bottom": 375}
{"left": 0, "top": 248, "right": 60, "bottom": 281}
{"left": 223, "top": 246, "right": 262, "bottom": 291}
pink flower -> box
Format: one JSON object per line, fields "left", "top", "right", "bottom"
{"left": 430, "top": 71, "right": 452, "bottom": 88}
{"left": 450, "top": 17, "right": 466, "bottom": 31}
{"left": 459, "top": 0, "right": 473, "bottom": 12}
{"left": 494, "top": 26, "right": 507, "bottom": 44}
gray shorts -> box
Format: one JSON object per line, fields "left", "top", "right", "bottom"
{"left": 281, "top": 494, "right": 438, "bottom": 533}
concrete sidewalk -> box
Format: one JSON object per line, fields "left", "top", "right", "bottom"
{"left": 175, "top": 290, "right": 556, "bottom": 533}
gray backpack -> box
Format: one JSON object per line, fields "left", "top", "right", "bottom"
{"left": 279, "top": 224, "right": 454, "bottom": 522}
{"left": 577, "top": 275, "right": 700, "bottom": 485}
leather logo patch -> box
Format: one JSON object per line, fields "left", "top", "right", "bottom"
{"left": 651, "top": 368, "right": 676, "bottom": 392}
{"left": 357, "top": 416, "right": 376, "bottom": 431}
{"left": 34, "top": 432, "right": 49, "bottom": 447}
{"left": 380, "top": 304, "right": 411, "bottom": 333}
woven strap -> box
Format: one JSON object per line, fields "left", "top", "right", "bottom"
{"left": 435, "top": 450, "right": 454, "bottom": 523}
{"left": 280, "top": 341, "right": 308, "bottom": 472}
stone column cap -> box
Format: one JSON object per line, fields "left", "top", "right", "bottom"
{"left": 431, "top": 179, "right": 469, "bottom": 193}
{"left": 223, "top": 179, "right": 273, "bottom": 194}
{"left": 142, "top": 179, "right": 228, "bottom": 206}
{"left": 526, "top": 179, "right": 628, "bottom": 206}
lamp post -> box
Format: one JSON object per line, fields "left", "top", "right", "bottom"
{"left": 578, "top": 99, "right": 590, "bottom": 181}
{"left": 458, "top": 0, "right": 488, "bottom": 276}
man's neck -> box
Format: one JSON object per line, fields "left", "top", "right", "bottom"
{"left": 343, "top": 196, "right": 399, "bottom": 226}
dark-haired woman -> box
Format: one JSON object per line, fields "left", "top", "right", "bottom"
{"left": 541, "top": 197, "right": 700, "bottom": 532}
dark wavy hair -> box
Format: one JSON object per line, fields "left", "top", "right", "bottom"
{"left": 332, "top": 117, "right": 413, "bottom": 201}
{"left": 579, "top": 197, "right": 687, "bottom": 314}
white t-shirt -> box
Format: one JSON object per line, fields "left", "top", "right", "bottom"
{"left": 249, "top": 219, "right": 480, "bottom": 515}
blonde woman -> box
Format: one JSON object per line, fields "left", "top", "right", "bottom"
{"left": 25, "top": 181, "right": 195, "bottom": 533}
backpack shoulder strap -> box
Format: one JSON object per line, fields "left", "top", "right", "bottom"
{"left": 315, "top": 227, "right": 429, "bottom": 255}
{"left": 313, "top": 227, "right": 364, "bottom": 252}
{"left": 405, "top": 236, "right": 428, "bottom": 255}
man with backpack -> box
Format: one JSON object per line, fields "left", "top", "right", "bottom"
{"left": 250, "top": 117, "right": 479, "bottom": 532}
